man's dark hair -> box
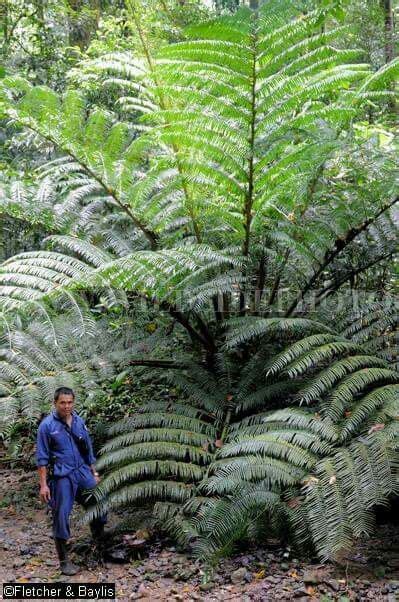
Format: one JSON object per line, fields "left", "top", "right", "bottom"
{"left": 54, "top": 386, "right": 75, "bottom": 401}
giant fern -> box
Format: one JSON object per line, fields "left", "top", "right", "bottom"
{"left": 0, "top": 0, "right": 398, "bottom": 565}
{"left": 80, "top": 320, "right": 399, "bottom": 562}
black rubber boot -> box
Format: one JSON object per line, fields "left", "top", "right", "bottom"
{"left": 54, "top": 538, "right": 79, "bottom": 576}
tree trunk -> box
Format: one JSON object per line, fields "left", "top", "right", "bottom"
{"left": 380, "top": 0, "right": 396, "bottom": 112}
{"left": 2, "top": 0, "right": 8, "bottom": 46}
{"left": 250, "top": 0, "right": 259, "bottom": 8}
{"left": 381, "top": 0, "right": 395, "bottom": 63}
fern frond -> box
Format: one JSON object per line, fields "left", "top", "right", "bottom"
{"left": 302, "top": 437, "right": 398, "bottom": 561}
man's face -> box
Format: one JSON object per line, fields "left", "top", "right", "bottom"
{"left": 54, "top": 393, "right": 75, "bottom": 419}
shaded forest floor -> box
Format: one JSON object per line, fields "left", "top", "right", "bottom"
{"left": 1, "top": 469, "right": 399, "bottom": 601}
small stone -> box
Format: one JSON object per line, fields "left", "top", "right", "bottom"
{"left": 136, "top": 583, "right": 148, "bottom": 596}
{"left": 302, "top": 570, "right": 321, "bottom": 585}
{"left": 20, "top": 546, "right": 36, "bottom": 556}
{"left": 199, "top": 582, "right": 214, "bottom": 591}
{"left": 231, "top": 567, "right": 249, "bottom": 584}
{"left": 294, "top": 588, "right": 311, "bottom": 598}
{"left": 105, "top": 546, "right": 128, "bottom": 563}
{"left": 326, "top": 579, "right": 340, "bottom": 591}
{"left": 178, "top": 569, "right": 195, "bottom": 580}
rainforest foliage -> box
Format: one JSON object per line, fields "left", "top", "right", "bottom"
{"left": 0, "top": 0, "right": 398, "bottom": 564}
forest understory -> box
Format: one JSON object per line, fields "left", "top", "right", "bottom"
{"left": 1, "top": 468, "right": 399, "bottom": 601}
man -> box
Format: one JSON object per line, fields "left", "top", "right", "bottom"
{"left": 36, "top": 386, "right": 107, "bottom": 576}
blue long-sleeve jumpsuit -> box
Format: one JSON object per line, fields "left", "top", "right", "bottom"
{"left": 36, "top": 409, "right": 107, "bottom": 540}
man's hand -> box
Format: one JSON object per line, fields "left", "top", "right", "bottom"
{"left": 39, "top": 484, "right": 51, "bottom": 504}
{"left": 90, "top": 465, "right": 101, "bottom": 485}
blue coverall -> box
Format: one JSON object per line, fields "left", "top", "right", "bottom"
{"left": 36, "top": 409, "right": 107, "bottom": 540}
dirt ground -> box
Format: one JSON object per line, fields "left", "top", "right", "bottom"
{"left": 1, "top": 468, "right": 399, "bottom": 601}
